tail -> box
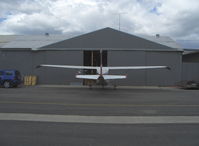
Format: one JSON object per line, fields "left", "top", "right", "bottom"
{"left": 100, "top": 49, "right": 103, "bottom": 76}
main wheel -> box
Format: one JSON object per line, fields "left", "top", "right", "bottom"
{"left": 3, "top": 81, "right": 11, "bottom": 88}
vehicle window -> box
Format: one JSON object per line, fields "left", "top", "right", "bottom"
{"left": 5, "top": 71, "right": 13, "bottom": 76}
{"left": 15, "top": 71, "right": 20, "bottom": 76}
{"left": 0, "top": 71, "right": 3, "bottom": 75}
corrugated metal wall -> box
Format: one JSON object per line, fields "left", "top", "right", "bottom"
{"left": 0, "top": 50, "right": 182, "bottom": 86}
{"left": 182, "top": 53, "right": 199, "bottom": 82}
{"left": 182, "top": 63, "right": 199, "bottom": 82}
{"left": 108, "top": 50, "right": 146, "bottom": 85}
{"left": 108, "top": 50, "right": 182, "bottom": 86}
{"left": 0, "top": 50, "right": 83, "bottom": 85}
{"left": 0, "top": 50, "right": 33, "bottom": 74}
{"left": 34, "top": 51, "right": 83, "bottom": 85}
{"left": 146, "top": 51, "right": 182, "bottom": 86}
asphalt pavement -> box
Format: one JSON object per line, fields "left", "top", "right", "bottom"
{"left": 0, "top": 86, "right": 199, "bottom": 146}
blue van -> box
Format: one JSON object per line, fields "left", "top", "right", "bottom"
{"left": 0, "top": 70, "right": 22, "bottom": 88}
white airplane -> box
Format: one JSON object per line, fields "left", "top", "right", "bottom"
{"left": 37, "top": 50, "right": 170, "bottom": 86}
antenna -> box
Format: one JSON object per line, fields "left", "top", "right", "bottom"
{"left": 116, "top": 12, "right": 127, "bottom": 31}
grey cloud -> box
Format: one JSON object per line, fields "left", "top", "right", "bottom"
{"left": 0, "top": 0, "right": 40, "bottom": 16}
{"left": 177, "top": 40, "right": 199, "bottom": 49}
{"left": 11, "top": 26, "right": 63, "bottom": 35}
{"left": 0, "top": 0, "right": 199, "bottom": 42}
{"left": 166, "top": 11, "right": 199, "bottom": 39}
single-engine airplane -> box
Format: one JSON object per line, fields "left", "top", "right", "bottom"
{"left": 37, "top": 50, "right": 170, "bottom": 87}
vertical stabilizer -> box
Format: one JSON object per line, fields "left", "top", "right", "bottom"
{"left": 100, "top": 49, "right": 103, "bottom": 75}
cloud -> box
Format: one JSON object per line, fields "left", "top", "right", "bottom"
{"left": 0, "top": 0, "right": 199, "bottom": 40}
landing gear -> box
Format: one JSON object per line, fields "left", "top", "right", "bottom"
{"left": 89, "top": 84, "right": 93, "bottom": 89}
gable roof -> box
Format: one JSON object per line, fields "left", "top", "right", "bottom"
{"left": 138, "top": 35, "right": 182, "bottom": 49}
{"left": 40, "top": 27, "right": 181, "bottom": 51}
{"left": 1, "top": 34, "right": 75, "bottom": 50}
{"left": 0, "top": 27, "right": 182, "bottom": 51}
{"left": 0, "top": 35, "right": 19, "bottom": 48}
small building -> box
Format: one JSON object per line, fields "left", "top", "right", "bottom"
{"left": 0, "top": 27, "right": 183, "bottom": 86}
{"left": 182, "top": 50, "right": 199, "bottom": 82}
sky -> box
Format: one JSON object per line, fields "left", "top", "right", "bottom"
{"left": 0, "top": 0, "right": 199, "bottom": 47}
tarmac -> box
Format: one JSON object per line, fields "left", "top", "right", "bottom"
{"left": 0, "top": 86, "right": 199, "bottom": 146}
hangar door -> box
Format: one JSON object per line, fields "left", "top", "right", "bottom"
{"left": 83, "top": 50, "right": 107, "bottom": 85}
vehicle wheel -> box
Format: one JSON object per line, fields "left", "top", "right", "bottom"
{"left": 13, "top": 85, "right": 18, "bottom": 88}
{"left": 3, "top": 81, "right": 11, "bottom": 88}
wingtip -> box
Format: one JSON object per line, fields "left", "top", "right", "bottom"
{"left": 36, "top": 65, "right": 41, "bottom": 69}
{"left": 166, "top": 66, "right": 171, "bottom": 70}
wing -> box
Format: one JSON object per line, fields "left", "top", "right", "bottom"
{"left": 37, "top": 64, "right": 99, "bottom": 70}
{"left": 103, "top": 75, "right": 126, "bottom": 80}
{"left": 104, "top": 66, "right": 170, "bottom": 70}
{"left": 76, "top": 75, "right": 100, "bottom": 80}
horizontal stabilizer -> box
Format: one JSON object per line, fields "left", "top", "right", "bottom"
{"left": 103, "top": 75, "right": 126, "bottom": 80}
{"left": 76, "top": 75, "right": 100, "bottom": 80}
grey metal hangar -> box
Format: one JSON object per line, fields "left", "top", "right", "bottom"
{"left": 0, "top": 27, "right": 193, "bottom": 86}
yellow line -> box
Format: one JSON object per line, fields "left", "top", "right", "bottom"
{"left": 0, "top": 101, "right": 199, "bottom": 107}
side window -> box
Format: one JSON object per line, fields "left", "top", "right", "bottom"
{"left": 15, "top": 71, "right": 20, "bottom": 76}
{"left": 0, "top": 71, "right": 3, "bottom": 76}
{"left": 5, "top": 71, "right": 13, "bottom": 76}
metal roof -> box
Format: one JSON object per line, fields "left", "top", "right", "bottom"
{"left": 138, "top": 35, "right": 183, "bottom": 50}
{"left": 40, "top": 28, "right": 181, "bottom": 51}
{"left": 0, "top": 28, "right": 182, "bottom": 51}
{"left": 1, "top": 34, "right": 77, "bottom": 50}
{"left": 183, "top": 50, "right": 199, "bottom": 55}
{"left": 0, "top": 35, "right": 18, "bottom": 48}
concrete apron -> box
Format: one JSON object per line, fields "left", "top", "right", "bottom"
{"left": 0, "top": 113, "right": 199, "bottom": 124}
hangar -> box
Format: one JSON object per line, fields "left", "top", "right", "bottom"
{"left": 0, "top": 27, "right": 184, "bottom": 86}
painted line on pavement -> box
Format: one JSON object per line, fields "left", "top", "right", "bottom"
{"left": 0, "top": 113, "right": 199, "bottom": 124}
{"left": 0, "top": 101, "right": 199, "bottom": 107}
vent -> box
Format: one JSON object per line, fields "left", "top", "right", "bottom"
{"left": 156, "top": 34, "right": 160, "bottom": 38}
{"left": 45, "top": 33, "right": 49, "bottom": 36}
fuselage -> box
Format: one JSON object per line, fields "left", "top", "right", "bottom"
{"left": 97, "top": 75, "right": 108, "bottom": 86}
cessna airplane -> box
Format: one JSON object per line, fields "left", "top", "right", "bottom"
{"left": 37, "top": 50, "right": 170, "bottom": 86}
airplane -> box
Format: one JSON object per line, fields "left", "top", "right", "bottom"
{"left": 37, "top": 50, "right": 170, "bottom": 87}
